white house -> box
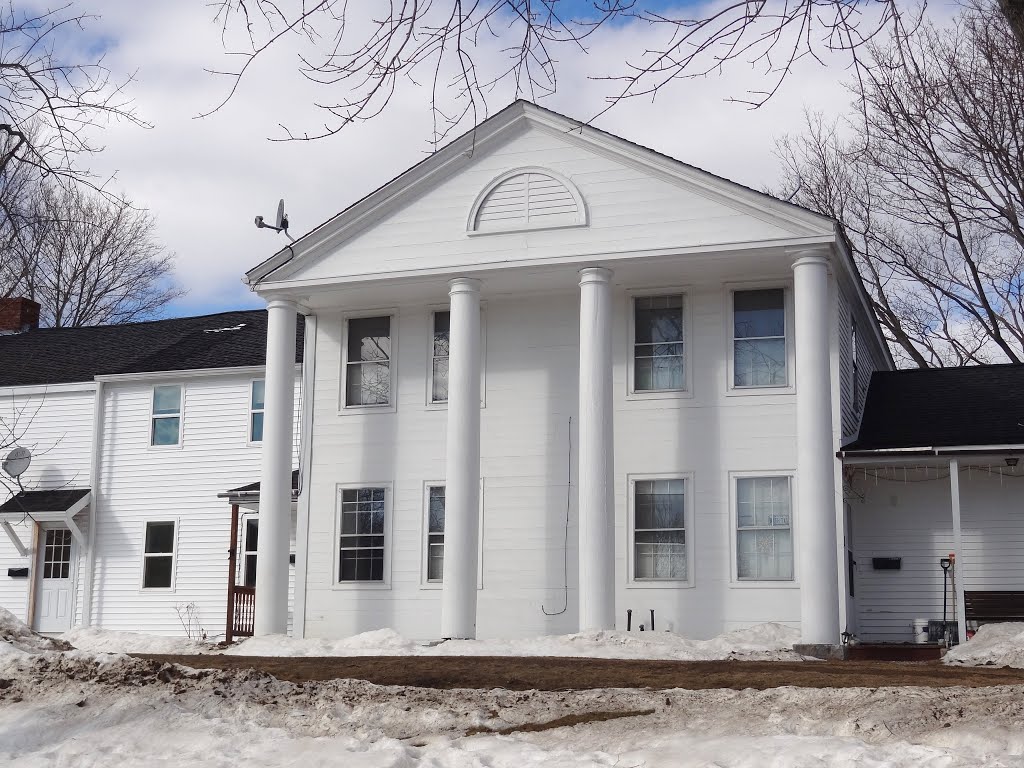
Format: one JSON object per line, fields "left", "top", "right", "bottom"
{"left": 0, "top": 301, "right": 303, "bottom": 638}
{"left": 243, "top": 100, "right": 892, "bottom": 647}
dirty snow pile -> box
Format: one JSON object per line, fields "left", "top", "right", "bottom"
{"left": 62, "top": 626, "right": 217, "bottom": 655}
{"left": 0, "top": 606, "right": 70, "bottom": 659}
{"left": 946, "top": 622, "right": 1024, "bottom": 668}
{"left": 224, "top": 622, "right": 804, "bottom": 660}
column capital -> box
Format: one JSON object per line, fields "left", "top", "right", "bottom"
{"left": 448, "top": 277, "right": 482, "bottom": 295}
{"left": 265, "top": 297, "right": 300, "bottom": 312}
{"left": 789, "top": 247, "right": 831, "bottom": 271}
{"left": 578, "top": 267, "right": 613, "bottom": 286}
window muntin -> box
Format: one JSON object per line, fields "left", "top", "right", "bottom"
{"left": 345, "top": 316, "right": 392, "bottom": 406}
{"left": 426, "top": 485, "right": 445, "bottom": 582}
{"left": 151, "top": 385, "right": 182, "bottom": 446}
{"left": 736, "top": 476, "right": 793, "bottom": 581}
{"left": 431, "top": 311, "right": 450, "bottom": 403}
{"left": 42, "top": 529, "right": 72, "bottom": 579}
{"left": 733, "top": 289, "right": 787, "bottom": 387}
{"left": 633, "top": 479, "right": 686, "bottom": 580}
{"left": 633, "top": 295, "right": 685, "bottom": 392}
{"left": 250, "top": 380, "right": 265, "bottom": 442}
{"left": 338, "top": 487, "right": 386, "bottom": 581}
{"left": 243, "top": 518, "right": 258, "bottom": 588}
{"left": 143, "top": 521, "right": 175, "bottom": 589}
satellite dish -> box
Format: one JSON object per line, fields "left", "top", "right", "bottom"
{"left": 2, "top": 446, "right": 31, "bottom": 478}
{"left": 253, "top": 198, "right": 292, "bottom": 241}
{"left": 275, "top": 199, "right": 287, "bottom": 230}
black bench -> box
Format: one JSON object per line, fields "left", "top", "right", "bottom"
{"left": 964, "top": 591, "right": 1024, "bottom": 624}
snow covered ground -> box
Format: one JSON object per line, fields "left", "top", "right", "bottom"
{"left": 6, "top": 608, "right": 1024, "bottom": 766}
{"left": 946, "top": 622, "right": 1024, "bottom": 669}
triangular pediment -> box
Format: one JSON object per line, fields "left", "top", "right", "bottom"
{"left": 248, "top": 102, "right": 835, "bottom": 287}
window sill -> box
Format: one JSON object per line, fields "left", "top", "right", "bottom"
{"left": 626, "top": 580, "right": 695, "bottom": 590}
{"left": 147, "top": 443, "right": 183, "bottom": 452}
{"left": 625, "top": 389, "right": 694, "bottom": 403}
{"left": 331, "top": 581, "right": 392, "bottom": 591}
{"left": 729, "top": 580, "right": 799, "bottom": 589}
{"left": 725, "top": 384, "right": 795, "bottom": 398}
{"left": 337, "top": 402, "right": 397, "bottom": 416}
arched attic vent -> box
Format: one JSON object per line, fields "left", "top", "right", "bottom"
{"left": 468, "top": 168, "right": 587, "bottom": 234}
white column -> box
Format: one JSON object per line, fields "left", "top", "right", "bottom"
{"left": 949, "top": 459, "right": 968, "bottom": 645}
{"left": 254, "top": 298, "right": 298, "bottom": 636}
{"left": 792, "top": 251, "right": 841, "bottom": 645}
{"left": 440, "top": 278, "right": 482, "bottom": 639}
{"left": 578, "top": 267, "right": 615, "bottom": 631}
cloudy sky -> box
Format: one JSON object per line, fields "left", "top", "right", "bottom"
{"left": 46, "top": 1, "right": 949, "bottom": 318}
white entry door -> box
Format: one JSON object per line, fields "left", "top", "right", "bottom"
{"left": 34, "top": 527, "right": 76, "bottom": 633}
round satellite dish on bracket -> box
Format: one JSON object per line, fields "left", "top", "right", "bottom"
{"left": 2, "top": 446, "right": 32, "bottom": 478}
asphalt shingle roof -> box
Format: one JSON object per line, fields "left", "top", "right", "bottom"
{"left": 0, "top": 488, "right": 90, "bottom": 515}
{"left": 0, "top": 310, "right": 304, "bottom": 387}
{"left": 844, "top": 364, "right": 1024, "bottom": 452}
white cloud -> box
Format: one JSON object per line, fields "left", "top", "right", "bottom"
{"left": 70, "top": 1, "right": 953, "bottom": 316}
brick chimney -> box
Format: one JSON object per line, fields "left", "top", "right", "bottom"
{"left": 0, "top": 298, "right": 41, "bottom": 333}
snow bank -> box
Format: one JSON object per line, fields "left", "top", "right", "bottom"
{"left": 0, "top": 606, "right": 70, "bottom": 657}
{"left": 224, "top": 622, "right": 803, "bottom": 660}
{"left": 945, "top": 622, "right": 1024, "bottom": 668}
{"left": 62, "top": 626, "right": 217, "bottom": 655}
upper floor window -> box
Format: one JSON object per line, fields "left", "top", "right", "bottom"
{"left": 469, "top": 169, "right": 586, "bottom": 234}
{"left": 431, "top": 311, "right": 450, "bottom": 403}
{"left": 733, "top": 289, "right": 787, "bottom": 387}
{"left": 633, "top": 478, "right": 687, "bottom": 580}
{"left": 736, "top": 476, "right": 793, "bottom": 581}
{"left": 345, "top": 316, "right": 392, "bottom": 407}
{"left": 151, "top": 385, "right": 182, "bottom": 446}
{"left": 633, "top": 295, "right": 685, "bottom": 392}
{"left": 250, "top": 380, "right": 265, "bottom": 442}
{"left": 142, "top": 520, "right": 176, "bottom": 589}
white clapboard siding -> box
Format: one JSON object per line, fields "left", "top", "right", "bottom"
{"left": 836, "top": 285, "right": 889, "bottom": 440}
{"left": 303, "top": 278, "right": 805, "bottom": 642}
{"left": 89, "top": 373, "right": 301, "bottom": 638}
{"left": 852, "top": 470, "right": 1024, "bottom": 642}
{"left": 474, "top": 172, "right": 580, "bottom": 231}
{"left": 0, "top": 386, "right": 95, "bottom": 623}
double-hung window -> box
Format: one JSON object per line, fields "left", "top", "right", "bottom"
{"left": 242, "top": 518, "right": 258, "bottom": 587}
{"left": 338, "top": 487, "right": 386, "bottom": 581}
{"left": 431, "top": 311, "right": 450, "bottom": 403}
{"left": 736, "top": 476, "right": 793, "bottom": 581}
{"left": 633, "top": 479, "right": 687, "bottom": 580}
{"left": 633, "top": 295, "right": 685, "bottom": 392}
{"left": 345, "top": 316, "right": 392, "bottom": 406}
{"left": 250, "top": 380, "right": 265, "bottom": 442}
{"left": 151, "top": 385, "right": 182, "bottom": 446}
{"left": 733, "top": 289, "right": 787, "bottom": 387}
{"left": 425, "top": 485, "right": 445, "bottom": 581}
{"left": 143, "top": 521, "right": 176, "bottom": 588}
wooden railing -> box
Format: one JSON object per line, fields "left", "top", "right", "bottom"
{"left": 230, "top": 586, "right": 256, "bottom": 639}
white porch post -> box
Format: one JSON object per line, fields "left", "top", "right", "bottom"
{"left": 254, "top": 298, "right": 297, "bottom": 636}
{"left": 949, "top": 458, "right": 968, "bottom": 644}
{"left": 578, "top": 267, "right": 615, "bottom": 631}
{"left": 440, "top": 278, "right": 482, "bottom": 639}
{"left": 792, "top": 251, "right": 841, "bottom": 645}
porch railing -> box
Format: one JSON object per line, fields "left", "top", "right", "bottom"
{"left": 229, "top": 586, "right": 256, "bottom": 640}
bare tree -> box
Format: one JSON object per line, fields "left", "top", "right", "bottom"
{"left": 2, "top": 183, "right": 184, "bottom": 327}
{"left": 0, "top": 2, "right": 145, "bottom": 197}
{"left": 776, "top": 1, "right": 1024, "bottom": 367}
{"left": 205, "top": 1, "right": 928, "bottom": 144}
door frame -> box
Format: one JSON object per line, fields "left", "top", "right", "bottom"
{"left": 32, "top": 521, "right": 80, "bottom": 633}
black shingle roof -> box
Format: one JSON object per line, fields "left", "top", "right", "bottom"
{"left": 844, "top": 364, "right": 1024, "bottom": 452}
{"left": 0, "top": 310, "right": 304, "bottom": 387}
{"left": 221, "top": 469, "right": 300, "bottom": 497}
{"left": 0, "top": 488, "right": 90, "bottom": 515}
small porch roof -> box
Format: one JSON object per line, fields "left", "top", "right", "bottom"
{"left": 218, "top": 470, "right": 299, "bottom": 505}
{"left": 0, "top": 488, "right": 91, "bottom": 521}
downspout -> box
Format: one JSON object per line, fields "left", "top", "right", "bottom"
{"left": 292, "top": 312, "right": 317, "bottom": 639}
{"left": 82, "top": 379, "right": 104, "bottom": 627}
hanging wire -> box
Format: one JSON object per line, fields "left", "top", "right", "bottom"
{"left": 542, "top": 416, "right": 571, "bottom": 616}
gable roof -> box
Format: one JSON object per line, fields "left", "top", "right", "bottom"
{"left": 245, "top": 99, "right": 838, "bottom": 286}
{"left": 0, "top": 309, "right": 304, "bottom": 388}
{"left": 843, "top": 364, "right": 1024, "bottom": 453}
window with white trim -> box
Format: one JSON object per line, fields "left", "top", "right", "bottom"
{"left": 633, "top": 295, "right": 685, "bottom": 392}
{"left": 633, "top": 479, "right": 686, "bottom": 580}
{"left": 345, "top": 316, "right": 392, "bottom": 406}
{"left": 242, "top": 518, "right": 258, "bottom": 587}
{"left": 143, "top": 521, "right": 175, "bottom": 588}
{"left": 425, "top": 485, "right": 445, "bottom": 582}
{"left": 338, "top": 487, "right": 386, "bottom": 581}
{"left": 151, "top": 385, "right": 182, "bottom": 446}
{"left": 736, "top": 476, "right": 793, "bottom": 581}
{"left": 733, "top": 289, "right": 787, "bottom": 387}
{"left": 431, "top": 311, "right": 450, "bottom": 403}
{"left": 250, "top": 380, "right": 265, "bottom": 442}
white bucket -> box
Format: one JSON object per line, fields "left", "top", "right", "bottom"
{"left": 911, "top": 619, "right": 930, "bottom": 644}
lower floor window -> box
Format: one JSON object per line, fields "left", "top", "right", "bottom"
{"left": 143, "top": 521, "right": 175, "bottom": 589}
{"left": 426, "top": 485, "right": 445, "bottom": 582}
{"left": 243, "top": 518, "right": 258, "bottom": 588}
{"left": 633, "top": 478, "right": 686, "bottom": 580}
{"left": 339, "top": 487, "right": 386, "bottom": 581}
{"left": 736, "top": 476, "right": 793, "bottom": 580}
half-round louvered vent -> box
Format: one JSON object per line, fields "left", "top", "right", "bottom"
{"left": 471, "top": 171, "right": 585, "bottom": 232}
